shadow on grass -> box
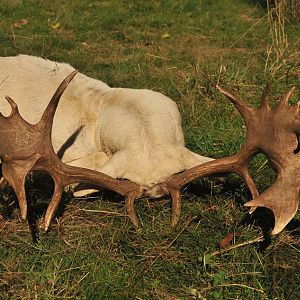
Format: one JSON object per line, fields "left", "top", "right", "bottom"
{"left": 0, "top": 171, "right": 121, "bottom": 243}
{"left": 1, "top": 171, "right": 300, "bottom": 249}
{"left": 25, "top": 173, "right": 127, "bottom": 243}
{"left": 186, "top": 177, "right": 300, "bottom": 250}
{"left": 242, "top": 207, "right": 300, "bottom": 250}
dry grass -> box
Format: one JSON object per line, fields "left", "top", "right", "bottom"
{"left": 264, "top": 0, "right": 300, "bottom": 75}
{"left": 280, "top": 0, "right": 300, "bottom": 21}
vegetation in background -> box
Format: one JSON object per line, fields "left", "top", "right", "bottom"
{"left": 275, "top": 0, "right": 300, "bottom": 21}
{"left": 265, "top": 0, "right": 300, "bottom": 75}
{"left": 0, "top": 0, "right": 299, "bottom": 299}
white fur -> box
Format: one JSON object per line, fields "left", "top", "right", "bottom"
{"left": 0, "top": 55, "right": 212, "bottom": 196}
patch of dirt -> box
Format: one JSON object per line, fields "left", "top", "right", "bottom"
{"left": 239, "top": 14, "right": 258, "bottom": 22}
{"left": 163, "top": 34, "right": 248, "bottom": 62}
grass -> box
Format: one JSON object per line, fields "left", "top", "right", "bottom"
{"left": 0, "top": 0, "right": 300, "bottom": 299}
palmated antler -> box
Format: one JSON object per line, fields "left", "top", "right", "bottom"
{"left": 1, "top": 72, "right": 298, "bottom": 235}
{"left": 0, "top": 71, "right": 143, "bottom": 230}
{"left": 163, "top": 84, "right": 299, "bottom": 234}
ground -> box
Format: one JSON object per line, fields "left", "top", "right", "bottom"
{"left": 0, "top": 0, "right": 300, "bottom": 299}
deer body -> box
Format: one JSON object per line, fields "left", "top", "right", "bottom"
{"left": 0, "top": 55, "right": 212, "bottom": 195}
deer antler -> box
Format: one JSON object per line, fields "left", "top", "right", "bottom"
{"left": 163, "top": 84, "right": 299, "bottom": 234}
{"left": 242, "top": 86, "right": 300, "bottom": 234}
{"left": 0, "top": 71, "right": 143, "bottom": 230}
{"left": 1, "top": 72, "right": 298, "bottom": 235}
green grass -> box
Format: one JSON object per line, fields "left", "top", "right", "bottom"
{"left": 0, "top": 0, "right": 300, "bottom": 299}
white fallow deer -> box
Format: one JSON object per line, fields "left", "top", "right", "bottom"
{"left": 0, "top": 55, "right": 297, "bottom": 235}
{"left": 0, "top": 55, "right": 213, "bottom": 199}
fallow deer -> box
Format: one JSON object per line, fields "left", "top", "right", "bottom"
{"left": 0, "top": 56, "right": 298, "bottom": 235}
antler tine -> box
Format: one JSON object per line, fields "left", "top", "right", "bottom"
{"left": 39, "top": 70, "right": 78, "bottom": 132}
{"left": 125, "top": 190, "right": 143, "bottom": 227}
{"left": 5, "top": 96, "right": 19, "bottom": 115}
{"left": 44, "top": 178, "right": 63, "bottom": 231}
{"left": 278, "top": 86, "right": 296, "bottom": 108}
{"left": 239, "top": 166, "right": 259, "bottom": 199}
{"left": 169, "top": 188, "right": 181, "bottom": 227}
{"left": 3, "top": 169, "right": 28, "bottom": 220}
{"left": 259, "top": 82, "right": 270, "bottom": 110}
{"left": 216, "top": 85, "right": 253, "bottom": 123}
{"left": 1, "top": 153, "right": 41, "bottom": 220}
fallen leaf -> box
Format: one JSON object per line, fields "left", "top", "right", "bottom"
{"left": 81, "top": 42, "right": 91, "bottom": 48}
{"left": 51, "top": 22, "right": 61, "bottom": 30}
{"left": 13, "top": 18, "right": 28, "bottom": 28}
{"left": 161, "top": 33, "right": 170, "bottom": 38}
{"left": 219, "top": 232, "right": 240, "bottom": 248}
